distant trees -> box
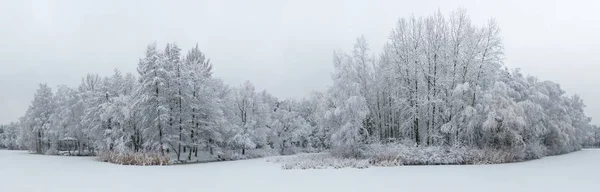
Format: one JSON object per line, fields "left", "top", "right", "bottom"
{"left": 582, "top": 125, "right": 600, "bottom": 147}
{"left": 10, "top": 43, "right": 317, "bottom": 163}
{"left": 0, "top": 122, "right": 20, "bottom": 150}
{"left": 5, "top": 9, "right": 596, "bottom": 165}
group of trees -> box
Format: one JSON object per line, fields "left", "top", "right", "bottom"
{"left": 0, "top": 122, "right": 20, "bottom": 150}
{"left": 1, "top": 10, "right": 598, "bottom": 163}
{"left": 4, "top": 44, "right": 319, "bottom": 161}
{"left": 582, "top": 125, "right": 600, "bottom": 147}
{"left": 318, "top": 10, "right": 597, "bottom": 157}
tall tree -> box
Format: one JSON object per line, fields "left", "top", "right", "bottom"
{"left": 21, "top": 84, "right": 55, "bottom": 154}
{"left": 136, "top": 43, "right": 169, "bottom": 155}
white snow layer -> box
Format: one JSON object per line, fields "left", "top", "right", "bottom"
{"left": 1, "top": 149, "right": 599, "bottom": 192}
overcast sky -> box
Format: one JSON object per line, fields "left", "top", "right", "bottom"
{"left": 1, "top": 0, "right": 599, "bottom": 125}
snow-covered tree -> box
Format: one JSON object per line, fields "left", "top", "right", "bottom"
{"left": 9, "top": 11, "right": 596, "bottom": 165}
{"left": 0, "top": 122, "right": 20, "bottom": 150}
{"left": 230, "top": 81, "right": 260, "bottom": 155}
{"left": 269, "top": 100, "right": 312, "bottom": 154}
{"left": 20, "top": 84, "right": 55, "bottom": 154}
{"left": 320, "top": 9, "right": 593, "bottom": 159}
{"left": 136, "top": 43, "right": 170, "bottom": 155}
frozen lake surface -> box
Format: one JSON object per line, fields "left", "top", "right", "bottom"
{"left": 1, "top": 149, "right": 599, "bottom": 192}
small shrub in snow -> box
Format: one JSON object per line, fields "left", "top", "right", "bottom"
{"left": 98, "top": 152, "right": 170, "bottom": 166}
{"left": 245, "top": 148, "right": 278, "bottom": 159}
{"left": 217, "top": 149, "right": 278, "bottom": 161}
{"left": 45, "top": 148, "right": 59, "bottom": 156}
{"left": 331, "top": 144, "right": 367, "bottom": 159}
{"left": 216, "top": 150, "right": 241, "bottom": 161}
{"left": 269, "top": 153, "right": 370, "bottom": 169}
{"left": 522, "top": 142, "right": 549, "bottom": 160}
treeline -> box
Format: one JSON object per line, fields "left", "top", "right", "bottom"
{"left": 2, "top": 44, "right": 321, "bottom": 162}
{"left": 321, "top": 10, "right": 597, "bottom": 159}
{"left": 1, "top": 10, "right": 598, "bottom": 164}
{"left": 0, "top": 123, "right": 20, "bottom": 150}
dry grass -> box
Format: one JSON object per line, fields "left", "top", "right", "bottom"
{"left": 268, "top": 153, "right": 370, "bottom": 169}
{"left": 269, "top": 144, "right": 560, "bottom": 169}
{"left": 98, "top": 152, "right": 170, "bottom": 166}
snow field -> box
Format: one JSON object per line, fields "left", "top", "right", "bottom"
{"left": 1, "top": 149, "right": 599, "bottom": 192}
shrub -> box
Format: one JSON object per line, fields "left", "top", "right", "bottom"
{"left": 217, "top": 148, "right": 278, "bottom": 161}
{"left": 365, "top": 144, "right": 484, "bottom": 166}
{"left": 331, "top": 144, "right": 367, "bottom": 159}
{"left": 98, "top": 152, "right": 170, "bottom": 166}
{"left": 45, "top": 148, "right": 59, "bottom": 156}
{"left": 269, "top": 143, "right": 565, "bottom": 169}
{"left": 269, "top": 153, "right": 370, "bottom": 169}
{"left": 245, "top": 148, "right": 278, "bottom": 159}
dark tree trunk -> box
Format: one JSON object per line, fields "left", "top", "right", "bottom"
{"left": 188, "top": 146, "right": 192, "bottom": 161}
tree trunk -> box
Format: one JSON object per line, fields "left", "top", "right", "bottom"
{"left": 159, "top": 127, "right": 164, "bottom": 156}
{"left": 414, "top": 63, "right": 420, "bottom": 146}
{"left": 156, "top": 80, "right": 164, "bottom": 156}
{"left": 209, "top": 138, "right": 214, "bottom": 155}
{"left": 177, "top": 74, "right": 183, "bottom": 162}
{"left": 177, "top": 122, "right": 182, "bottom": 161}
{"left": 280, "top": 140, "right": 286, "bottom": 155}
{"left": 37, "top": 130, "right": 42, "bottom": 154}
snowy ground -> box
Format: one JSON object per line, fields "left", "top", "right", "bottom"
{"left": 1, "top": 149, "right": 599, "bottom": 192}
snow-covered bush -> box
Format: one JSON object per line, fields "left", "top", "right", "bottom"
{"left": 521, "top": 141, "right": 549, "bottom": 160}
{"left": 270, "top": 145, "right": 479, "bottom": 169}
{"left": 244, "top": 148, "right": 278, "bottom": 159}
{"left": 0, "top": 123, "right": 20, "bottom": 150}
{"left": 217, "top": 148, "right": 278, "bottom": 161}
{"left": 98, "top": 152, "right": 170, "bottom": 166}
{"left": 365, "top": 144, "right": 485, "bottom": 166}
{"left": 45, "top": 147, "right": 59, "bottom": 156}
{"left": 269, "top": 153, "right": 370, "bottom": 169}
{"left": 271, "top": 142, "right": 563, "bottom": 169}
{"left": 329, "top": 96, "right": 370, "bottom": 158}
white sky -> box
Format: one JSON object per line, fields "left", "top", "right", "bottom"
{"left": 1, "top": 0, "right": 599, "bottom": 124}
